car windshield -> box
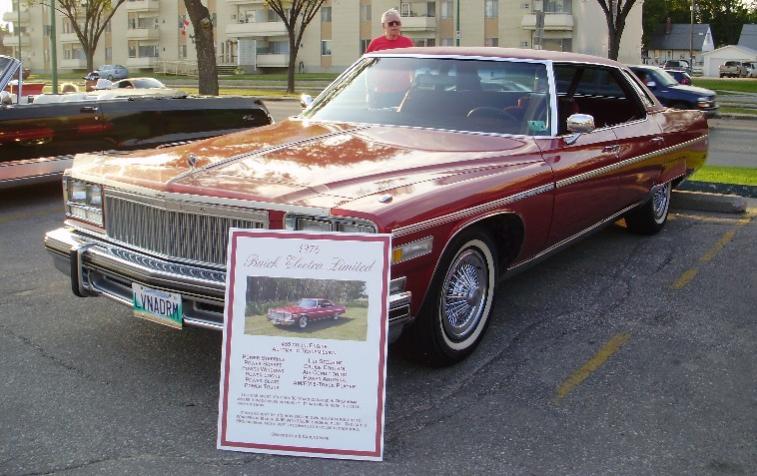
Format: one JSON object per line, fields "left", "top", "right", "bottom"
{"left": 649, "top": 69, "right": 679, "bottom": 87}
{"left": 303, "top": 56, "right": 552, "bottom": 136}
{"left": 298, "top": 299, "right": 318, "bottom": 308}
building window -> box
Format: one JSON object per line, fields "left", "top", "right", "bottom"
{"left": 105, "top": 21, "right": 111, "bottom": 33}
{"left": 427, "top": 2, "right": 436, "bottom": 17}
{"left": 360, "top": 39, "right": 370, "bottom": 54}
{"left": 544, "top": 0, "right": 572, "bottom": 13}
{"left": 440, "top": 37, "right": 454, "bottom": 46}
{"left": 485, "top": 0, "right": 498, "bottom": 17}
{"left": 415, "top": 38, "right": 436, "bottom": 47}
{"left": 321, "top": 6, "right": 332, "bottom": 22}
{"left": 559, "top": 38, "right": 572, "bottom": 52}
{"left": 360, "top": 5, "right": 371, "bottom": 21}
{"left": 180, "top": 45, "right": 187, "bottom": 58}
{"left": 485, "top": 37, "right": 498, "bottom": 47}
{"left": 105, "top": 47, "right": 112, "bottom": 60}
{"left": 321, "top": 40, "right": 332, "bottom": 56}
{"left": 521, "top": 41, "right": 529, "bottom": 47}
{"left": 440, "top": 0, "right": 452, "bottom": 19}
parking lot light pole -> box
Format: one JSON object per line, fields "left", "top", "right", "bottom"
{"left": 689, "top": 0, "right": 694, "bottom": 71}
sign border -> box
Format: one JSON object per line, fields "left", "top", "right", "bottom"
{"left": 218, "top": 230, "right": 391, "bottom": 458}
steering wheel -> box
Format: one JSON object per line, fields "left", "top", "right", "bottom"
{"left": 466, "top": 106, "right": 519, "bottom": 123}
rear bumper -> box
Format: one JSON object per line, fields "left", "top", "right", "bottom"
{"left": 44, "top": 227, "right": 414, "bottom": 341}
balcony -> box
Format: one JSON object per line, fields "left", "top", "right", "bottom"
{"left": 126, "top": 0, "right": 160, "bottom": 11}
{"left": 60, "top": 32, "right": 80, "bottom": 44}
{"left": 227, "top": 0, "right": 265, "bottom": 4}
{"left": 521, "top": 12, "right": 574, "bottom": 31}
{"left": 400, "top": 15, "right": 437, "bottom": 31}
{"left": 126, "top": 57, "right": 158, "bottom": 68}
{"left": 2, "top": 34, "right": 30, "bottom": 47}
{"left": 60, "top": 58, "right": 88, "bottom": 69}
{"left": 2, "top": 10, "right": 30, "bottom": 23}
{"left": 256, "top": 53, "right": 288, "bottom": 67}
{"left": 225, "top": 21, "right": 287, "bottom": 37}
{"left": 126, "top": 28, "right": 160, "bottom": 40}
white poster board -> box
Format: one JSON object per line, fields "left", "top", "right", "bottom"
{"left": 217, "top": 229, "right": 391, "bottom": 461}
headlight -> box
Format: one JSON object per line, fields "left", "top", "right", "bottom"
{"left": 285, "top": 214, "right": 377, "bottom": 233}
{"left": 64, "top": 177, "right": 104, "bottom": 227}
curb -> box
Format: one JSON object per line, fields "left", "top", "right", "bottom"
{"left": 671, "top": 189, "right": 748, "bottom": 214}
{"left": 678, "top": 181, "right": 757, "bottom": 198}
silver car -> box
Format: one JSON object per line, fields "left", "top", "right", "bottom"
{"left": 95, "top": 64, "right": 129, "bottom": 81}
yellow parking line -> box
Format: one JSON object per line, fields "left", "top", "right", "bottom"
{"left": 671, "top": 210, "right": 754, "bottom": 290}
{"left": 555, "top": 333, "right": 631, "bottom": 402}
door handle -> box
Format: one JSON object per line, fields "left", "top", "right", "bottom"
{"left": 602, "top": 144, "right": 620, "bottom": 153}
{"left": 80, "top": 106, "right": 99, "bottom": 113}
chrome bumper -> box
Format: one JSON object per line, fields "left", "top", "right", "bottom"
{"left": 44, "top": 227, "right": 414, "bottom": 341}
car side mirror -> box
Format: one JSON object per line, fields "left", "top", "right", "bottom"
{"left": 645, "top": 81, "right": 657, "bottom": 89}
{"left": 565, "top": 113, "right": 595, "bottom": 145}
{"left": 0, "top": 90, "right": 13, "bottom": 106}
{"left": 300, "top": 94, "right": 313, "bottom": 109}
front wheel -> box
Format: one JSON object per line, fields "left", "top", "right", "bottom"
{"left": 625, "top": 181, "right": 672, "bottom": 234}
{"left": 402, "top": 228, "right": 498, "bottom": 366}
{"left": 297, "top": 316, "right": 308, "bottom": 329}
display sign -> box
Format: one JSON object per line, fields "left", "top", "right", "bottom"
{"left": 217, "top": 229, "right": 391, "bottom": 461}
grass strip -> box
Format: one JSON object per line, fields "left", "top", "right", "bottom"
{"left": 690, "top": 165, "right": 757, "bottom": 186}
{"left": 718, "top": 106, "right": 757, "bottom": 115}
{"left": 693, "top": 78, "right": 757, "bottom": 94}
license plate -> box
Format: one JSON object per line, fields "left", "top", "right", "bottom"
{"left": 132, "top": 283, "right": 183, "bottom": 329}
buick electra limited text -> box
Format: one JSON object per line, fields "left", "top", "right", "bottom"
{"left": 44, "top": 48, "right": 708, "bottom": 366}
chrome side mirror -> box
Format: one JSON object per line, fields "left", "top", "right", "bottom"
{"left": 0, "top": 90, "right": 12, "bottom": 106}
{"left": 565, "top": 113, "right": 595, "bottom": 145}
{"left": 645, "top": 81, "right": 657, "bottom": 89}
{"left": 299, "top": 94, "right": 313, "bottom": 109}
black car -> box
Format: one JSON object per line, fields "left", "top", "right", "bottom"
{"left": 630, "top": 65, "right": 718, "bottom": 117}
{"left": 0, "top": 55, "right": 273, "bottom": 188}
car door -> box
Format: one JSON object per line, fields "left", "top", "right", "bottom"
{"left": 542, "top": 64, "right": 628, "bottom": 245}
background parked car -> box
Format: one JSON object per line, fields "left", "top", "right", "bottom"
{"left": 94, "top": 64, "right": 128, "bottom": 81}
{"left": 718, "top": 61, "right": 746, "bottom": 78}
{"left": 630, "top": 65, "right": 718, "bottom": 117}
{"left": 663, "top": 59, "right": 691, "bottom": 73}
{"left": 743, "top": 61, "right": 757, "bottom": 78}
{"left": 665, "top": 69, "right": 692, "bottom": 85}
{"left": 110, "top": 77, "right": 167, "bottom": 89}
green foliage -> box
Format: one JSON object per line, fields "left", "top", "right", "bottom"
{"left": 245, "top": 277, "right": 368, "bottom": 315}
{"left": 692, "top": 78, "right": 757, "bottom": 93}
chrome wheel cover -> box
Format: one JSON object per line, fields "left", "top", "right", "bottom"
{"left": 653, "top": 182, "right": 671, "bottom": 223}
{"left": 440, "top": 248, "right": 489, "bottom": 341}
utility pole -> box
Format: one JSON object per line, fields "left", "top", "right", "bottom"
{"left": 50, "top": 0, "right": 58, "bottom": 93}
{"left": 455, "top": 0, "right": 460, "bottom": 46}
{"left": 16, "top": 0, "right": 22, "bottom": 98}
{"left": 689, "top": 0, "right": 694, "bottom": 70}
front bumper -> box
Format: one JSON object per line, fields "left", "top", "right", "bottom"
{"left": 44, "top": 227, "right": 414, "bottom": 341}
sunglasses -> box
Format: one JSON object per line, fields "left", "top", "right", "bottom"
{"left": 387, "top": 20, "right": 401, "bottom": 27}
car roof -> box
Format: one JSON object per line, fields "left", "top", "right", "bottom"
{"left": 367, "top": 47, "right": 623, "bottom": 67}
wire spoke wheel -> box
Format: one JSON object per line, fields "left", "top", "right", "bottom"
{"left": 440, "top": 249, "right": 488, "bottom": 341}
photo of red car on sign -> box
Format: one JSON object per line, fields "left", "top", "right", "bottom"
{"left": 244, "top": 277, "right": 368, "bottom": 341}
{"left": 267, "top": 298, "right": 346, "bottom": 329}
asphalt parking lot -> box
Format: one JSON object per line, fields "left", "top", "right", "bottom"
{"left": 0, "top": 183, "right": 754, "bottom": 475}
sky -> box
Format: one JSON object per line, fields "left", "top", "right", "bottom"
{"left": 1, "top": 0, "right": 11, "bottom": 30}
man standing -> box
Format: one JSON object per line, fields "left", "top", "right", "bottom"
{"left": 366, "top": 9, "right": 414, "bottom": 53}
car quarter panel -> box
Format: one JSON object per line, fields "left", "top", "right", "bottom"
{"left": 653, "top": 109, "right": 709, "bottom": 180}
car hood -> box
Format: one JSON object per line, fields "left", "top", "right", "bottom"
{"left": 668, "top": 84, "right": 716, "bottom": 98}
{"left": 71, "top": 118, "right": 543, "bottom": 211}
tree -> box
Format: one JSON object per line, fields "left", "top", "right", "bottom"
{"left": 183, "top": 0, "right": 218, "bottom": 95}
{"left": 594, "top": 0, "right": 639, "bottom": 60}
{"left": 49, "top": 0, "right": 128, "bottom": 72}
{"left": 264, "top": 0, "right": 327, "bottom": 93}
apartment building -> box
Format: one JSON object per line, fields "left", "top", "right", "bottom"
{"left": 3, "top": 0, "right": 642, "bottom": 73}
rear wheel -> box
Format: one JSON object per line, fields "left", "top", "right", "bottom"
{"left": 402, "top": 228, "right": 498, "bottom": 366}
{"left": 625, "top": 181, "right": 672, "bottom": 234}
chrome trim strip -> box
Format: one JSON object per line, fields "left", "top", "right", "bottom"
{"left": 555, "top": 135, "right": 708, "bottom": 189}
{"left": 392, "top": 183, "right": 553, "bottom": 238}
{"left": 506, "top": 200, "right": 645, "bottom": 274}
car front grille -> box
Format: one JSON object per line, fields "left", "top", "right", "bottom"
{"left": 104, "top": 190, "right": 268, "bottom": 266}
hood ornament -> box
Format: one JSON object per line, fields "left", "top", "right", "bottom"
{"left": 187, "top": 153, "right": 199, "bottom": 169}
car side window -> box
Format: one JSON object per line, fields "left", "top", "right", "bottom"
{"left": 554, "top": 64, "right": 646, "bottom": 133}
{"left": 622, "top": 70, "right": 655, "bottom": 109}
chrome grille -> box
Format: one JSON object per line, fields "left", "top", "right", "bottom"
{"left": 104, "top": 191, "right": 268, "bottom": 266}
